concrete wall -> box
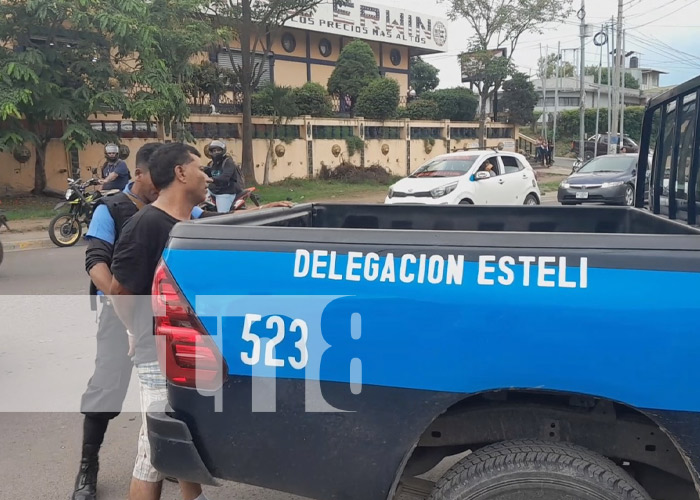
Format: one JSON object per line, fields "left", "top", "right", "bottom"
{"left": 0, "top": 115, "right": 517, "bottom": 193}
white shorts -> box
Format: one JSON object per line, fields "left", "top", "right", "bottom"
{"left": 132, "top": 361, "right": 167, "bottom": 482}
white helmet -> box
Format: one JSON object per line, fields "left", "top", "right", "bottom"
{"left": 104, "top": 143, "right": 119, "bottom": 162}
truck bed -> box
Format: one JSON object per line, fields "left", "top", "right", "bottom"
{"left": 185, "top": 203, "right": 700, "bottom": 235}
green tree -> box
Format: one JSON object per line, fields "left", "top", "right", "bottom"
{"left": 0, "top": 0, "right": 129, "bottom": 194}
{"left": 185, "top": 61, "right": 237, "bottom": 109}
{"left": 403, "top": 99, "right": 440, "bottom": 120}
{"left": 585, "top": 67, "right": 640, "bottom": 89}
{"left": 292, "top": 82, "right": 333, "bottom": 117}
{"left": 206, "top": 0, "right": 344, "bottom": 185}
{"left": 409, "top": 56, "right": 440, "bottom": 95}
{"left": 537, "top": 53, "right": 575, "bottom": 78}
{"left": 356, "top": 78, "right": 400, "bottom": 120}
{"left": 445, "top": 0, "right": 572, "bottom": 146}
{"left": 113, "top": 0, "right": 217, "bottom": 142}
{"left": 251, "top": 85, "right": 298, "bottom": 185}
{"left": 327, "top": 40, "right": 380, "bottom": 115}
{"left": 500, "top": 72, "right": 538, "bottom": 125}
{"left": 423, "top": 88, "right": 478, "bottom": 121}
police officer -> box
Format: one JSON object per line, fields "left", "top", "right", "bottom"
{"left": 205, "top": 140, "right": 244, "bottom": 212}
{"left": 71, "top": 143, "right": 162, "bottom": 500}
{"left": 100, "top": 143, "right": 131, "bottom": 191}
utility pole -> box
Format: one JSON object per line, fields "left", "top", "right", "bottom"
{"left": 620, "top": 28, "right": 626, "bottom": 145}
{"left": 594, "top": 25, "right": 604, "bottom": 157}
{"left": 554, "top": 41, "right": 561, "bottom": 159}
{"left": 578, "top": 0, "right": 586, "bottom": 162}
{"left": 605, "top": 17, "right": 613, "bottom": 135}
{"left": 539, "top": 43, "right": 548, "bottom": 141}
{"left": 611, "top": 0, "right": 624, "bottom": 153}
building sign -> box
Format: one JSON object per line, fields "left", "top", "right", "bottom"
{"left": 286, "top": 1, "right": 449, "bottom": 52}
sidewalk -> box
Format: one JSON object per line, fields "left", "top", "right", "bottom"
{"left": 1, "top": 217, "right": 55, "bottom": 252}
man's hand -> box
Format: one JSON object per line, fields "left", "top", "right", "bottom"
{"left": 261, "top": 201, "right": 295, "bottom": 209}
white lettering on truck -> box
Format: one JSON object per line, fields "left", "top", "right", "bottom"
{"left": 294, "top": 250, "right": 588, "bottom": 289}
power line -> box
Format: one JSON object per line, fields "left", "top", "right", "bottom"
{"left": 629, "top": 0, "right": 699, "bottom": 28}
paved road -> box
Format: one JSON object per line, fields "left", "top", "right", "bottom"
{"left": 0, "top": 245, "right": 312, "bottom": 500}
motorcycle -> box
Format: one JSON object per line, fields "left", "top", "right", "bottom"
{"left": 201, "top": 187, "right": 261, "bottom": 213}
{"left": 572, "top": 157, "right": 583, "bottom": 174}
{"left": 48, "top": 176, "right": 117, "bottom": 247}
{"left": 0, "top": 208, "right": 8, "bottom": 268}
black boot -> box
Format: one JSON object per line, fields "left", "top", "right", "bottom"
{"left": 71, "top": 445, "right": 99, "bottom": 500}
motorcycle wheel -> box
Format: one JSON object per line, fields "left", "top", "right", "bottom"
{"left": 48, "top": 213, "right": 82, "bottom": 247}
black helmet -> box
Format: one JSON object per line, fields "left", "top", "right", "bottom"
{"left": 104, "top": 143, "right": 119, "bottom": 162}
{"left": 208, "top": 140, "right": 226, "bottom": 160}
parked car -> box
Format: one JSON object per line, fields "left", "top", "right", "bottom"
{"left": 558, "top": 154, "right": 641, "bottom": 206}
{"left": 385, "top": 151, "right": 541, "bottom": 206}
{"left": 571, "top": 134, "right": 639, "bottom": 160}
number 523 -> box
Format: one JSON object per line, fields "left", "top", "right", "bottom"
{"left": 240, "top": 314, "right": 309, "bottom": 369}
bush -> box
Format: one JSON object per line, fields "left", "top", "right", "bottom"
{"left": 345, "top": 136, "right": 364, "bottom": 156}
{"left": 327, "top": 40, "right": 380, "bottom": 110}
{"left": 423, "top": 88, "right": 478, "bottom": 121}
{"left": 318, "top": 161, "right": 394, "bottom": 184}
{"left": 251, "top": 84, "right": 299, "bottom": 118}
{"left": 403, "top": 99, "right": 439, "bottom": 120}
{"left": 292, "top": 82, "right": 333, "bottom": 117}
{"left": 356, "top": 78, "right": 400, "bottom": 120}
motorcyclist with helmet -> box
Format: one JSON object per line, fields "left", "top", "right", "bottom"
{"left": 99, "top": 143, "right": 131, "bottom": 192}
{"left": 205, "top": 140, "right": 245, "bottom": 212}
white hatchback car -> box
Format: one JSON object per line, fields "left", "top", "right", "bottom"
{"left": 385, "top": 150, "right": 541, "bottom": 206}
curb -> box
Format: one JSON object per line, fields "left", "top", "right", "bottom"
{"left": 4, "top": 238, "right": 56, "bottom": 252}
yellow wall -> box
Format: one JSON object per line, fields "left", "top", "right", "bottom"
{"left": 0, "top": 116, "right": 516, "bottom": 193}
{"left": 310, "top": 64, "right": 335, "bottom": 88}
{"left": 275, "top": 60, "right": 308, "bottom": 87}
{"left": 271, "top": 28, "right": 308, "bottom": 58}
{"left": 384, "top": 72, "right": 409, "bottom": 97}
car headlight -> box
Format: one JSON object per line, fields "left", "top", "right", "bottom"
{"left": 602, "top": 181, "right": 624, "bottom": 188}
{"left": 387, "top": 187, "right": 394, "bottom": 199}
{"left": 560, "top": 181, "right": 570, "bottom": 189}
{"left": 65, "top": 188, "right": 73, "bottom": 200}
{"left": 430, "top": 182, "right": 458, "bottom": 199}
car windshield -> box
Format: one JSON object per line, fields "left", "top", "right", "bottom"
{"left": 410, "top": 157, "right": 478, "bottom": 178}
{"left": 577, "top": 156, "right": 636, "bottom": 174}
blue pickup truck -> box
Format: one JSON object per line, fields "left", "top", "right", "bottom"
{"left": 146, "top": 78, "right": 700, "bottom": 500}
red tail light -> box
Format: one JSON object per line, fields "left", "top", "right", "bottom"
{"left": 152, "top": 260, "right": 227, "bottom": 390}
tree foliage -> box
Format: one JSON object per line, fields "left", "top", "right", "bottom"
{"left": 356, "top": 78, "right": 400, "bottom": 120}
{"left": 423, "top": 88, "right": 478, "bottom": 122}
{"left": 402, "top": 99, "right": 440, "bottom": 120}
{"left": 585, "top": 67, "right": 640, "bottom": 89}
{"left": 327, "top": 40, "right": 380, "bottom": 113}
{"left": 500, "top": 72, "right": 538, "bottom": 125}
{"left": 409, "top": 57, "right": 440, "bottom": 95}
{"left": 538, "top": 53, "right": 576, "bottom": 78}
{"left": 444, "top": 0, "right": 573, "bottom": 145}
{"left": 0, "top": 0, "right": 130, "bottom": 193}
{"left": 292, "top": 82, "right": 333, "bottom": 117}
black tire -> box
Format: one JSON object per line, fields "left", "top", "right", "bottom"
{"left": 584, "top": 151, "right": 593, "bottom": 161}
{"left": 429, "top": 440, "right": 651, "bottom": 500}
{"left": 523, "top": 194, "right": 539, "bottom": 206}
{"left": 48, "top": 213, "right": 82, "bottom": 247}
{"left": 459, "top": 199, "right": 474, "bottom": 205}
{"left": 0, "top": 241, "right": 3, "bottom": 268}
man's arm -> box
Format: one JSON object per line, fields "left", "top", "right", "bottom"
{"left": 109, "top": 277, "right": 136, "bottom": 333}
{"left": 85, "top": 205, "right": 117, "bottom": 293}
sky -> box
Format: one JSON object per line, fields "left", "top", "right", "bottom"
{"left": 374, "top": 0, "right": 700, "bottom": 88}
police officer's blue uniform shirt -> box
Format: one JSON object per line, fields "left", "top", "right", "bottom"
{"left": 86, "top": 183, "right": 203, "bottom": 294}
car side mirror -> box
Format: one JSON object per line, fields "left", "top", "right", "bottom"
{"left": 475, "top": 171, "right": 490, "bottom": 180}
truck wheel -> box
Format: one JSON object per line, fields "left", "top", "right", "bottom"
{"left": 458, "top": 199, "right": 474, "bottom": 205}
{"left": 584, "top": 152, "right": 593, "bottom": 161}
{"left": 428, "top": 440, "right": 651, "bottom": 500}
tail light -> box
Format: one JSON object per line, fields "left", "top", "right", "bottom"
{"left": 152, "top": 260, "right": 227, "bottom": 390}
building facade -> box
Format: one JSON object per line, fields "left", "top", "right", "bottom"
{"left": 215, "top": 1, "right": 449, "bottom": 98}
